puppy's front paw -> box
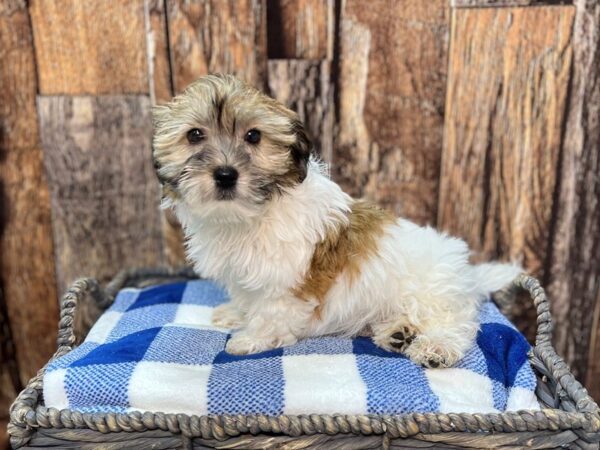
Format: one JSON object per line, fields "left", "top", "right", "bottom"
{"left": 212, "top": 303, "right": 245, "bottom": 329}
{"left": 225, "top": 332, "right": 297, "bottom": 355}
{"left": 225, "top": 335, "right": 256, "bottom": 355}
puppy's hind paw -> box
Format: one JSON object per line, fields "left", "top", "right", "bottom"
{"left": 372, "top": 323, "right": 418, "bottom": 354}
{"left": 404, "top": 338, "right": 458, "bottom": 369}
{"left": 372, "top": 321, "right": 459, "bottom": 368}
{"left": 388, "top": 326, "right": 417, "bottom": 352}
{"left": 418, "top": 353, "right": 447, "bottom": 369}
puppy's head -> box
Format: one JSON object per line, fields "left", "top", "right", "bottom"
{"left": 152, "top": 74, "right": 312, "bottom": 221}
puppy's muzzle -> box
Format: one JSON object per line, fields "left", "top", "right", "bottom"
{"left": 213, "top": 166, "right": 239, "bottom": 189}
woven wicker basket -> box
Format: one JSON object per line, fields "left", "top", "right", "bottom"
{"left": 8, "top": 268, "right": 600, "bottom": 449}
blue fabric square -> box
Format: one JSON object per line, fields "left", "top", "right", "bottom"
{"left": 480, "top": 301, "right": 515, "bottom": 328}
{"left": 352, "top": 336, "right": 405, "bottom": 359}
{"left": 492, "top": 379, "right": 507, "bottom": 410}
{"left": 181, "top": 281, "right": 228, "bottom": 306}
{"left": 207, "top": 357, "right": 284, "bottom": 415}
{"left": 65, "top": 362, "right": 136, "bottom": 411}
{"left": 107, "top": 304, "right": 178, "bottom": 341}
{"left": 145, "top": 326, "right": 227, "bottom": 365}
{"left": 512, "top": 361, "right": 537, "bottom": 390}
{"left": 455, "top": 344, "right": 487, "bottom": 376}
{"left": 111, "top": 289, "right": 140, "bottom": 312}
{"left": 477, "top": 323, "right": 530, "bottom": 387}
{"left": 213, "top": 345, "right": 283, "bottom": 364}
{"left": 47, "top": 342, "right": 99, "bottom": 371}
{"left": 68, "top": 405, "right": 129, "bottom": 413}
{"left": 354, "top": 349, "right": 439, "bottom": 414}
{"left": 71, "top": 328, "right": 160, "bottom": 367}
{"left": 127, "top": 282, "right": 186, "bottom": 311}
{"left": 284, "top": 336, "right": 354, "bottom": 355}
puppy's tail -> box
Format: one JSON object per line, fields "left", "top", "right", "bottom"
{"left": 472, "top": 262, "right": 523, "bottom": 297}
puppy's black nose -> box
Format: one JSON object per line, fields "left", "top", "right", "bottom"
{"left": 213, "top": 166, "right": 239, "bottom": 189}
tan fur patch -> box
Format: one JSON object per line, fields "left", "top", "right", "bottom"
{"left": 292, "top": 201, "right": 395, "bottom": 318}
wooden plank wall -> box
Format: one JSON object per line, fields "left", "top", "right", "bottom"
{"left": 0, "top": 1, "right": 60, "bottom": 443}
{"left": 335, "top": 0, "right": 449, "bottom": 224}
{"left": 549, "top": 0, "right": 600, "bottom": 395}
{"left": 440, "top": 5, "right": 575, "bottom": 339}
{"left": 1, "top": 1, "right": 599, "bottom": 445}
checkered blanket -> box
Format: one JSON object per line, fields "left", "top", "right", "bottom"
{"left": 44, "top": 280, "right": 539, "bottom": 415}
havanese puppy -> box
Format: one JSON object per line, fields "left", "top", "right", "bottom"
{"left": 152, "top": 74, "right": 521, "bottom": 368}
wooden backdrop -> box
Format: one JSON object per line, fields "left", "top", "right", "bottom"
{"left": 1, "top": 0, "right": 599, "bottom": 445}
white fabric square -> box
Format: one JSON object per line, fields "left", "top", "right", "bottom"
{"left": 86, "top": 311, "right": 123, "bottom": 344}
{"left": 283, "top": 354, "right": 367, "bottom": 415}
{"left": 43, "top": 369, "right": 69, "bottom": 409}
{"left": 128, "top": 361, "right": 211, "bottom": 415}
{"left": 173, "top": 304, "right": 214, "bottom": 327}
{"left": 426, "top": 368, "right": 498, "bottom": 413}
{"left": 507, "top": 387, "right": 540, "bottom": 411}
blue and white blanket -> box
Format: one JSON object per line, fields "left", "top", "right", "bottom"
{"left": 44, "top": 280, "right": 539, "bottom": 415}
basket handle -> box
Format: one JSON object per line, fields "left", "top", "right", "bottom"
{"left": 56, "top": 278, "right": 106, "bottom": 355}
{"left": 507, "top": 273, "right": 599, "bottom": 415}
{"left": 57, "top": 267, "right": 198, "bottom": 352}
{"left": 506, "top": 273, "right": 553, "bottom": 348}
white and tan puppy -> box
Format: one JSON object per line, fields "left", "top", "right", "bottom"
{"left": 152, "top": 74, "right": 521, "bottom": 368}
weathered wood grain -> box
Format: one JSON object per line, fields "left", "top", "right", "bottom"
{"left": 334, "top": 0, "right": 449, "bottom": 224}
{"left": 546, "top": 0, "right": 600, "bottom": 391}
{"left": 267, "top": 0, "right": 333, "bottom": 59}
{"left": 1, "top": 387, "right": 14, "bottom": 448}
{"left": 29, "top": 0, "right": 148, "bottom": 95}
{"left": 166, "top": 0, "right": 268, "bottom": 93}
{"left": 38, "top": 96, "right": 165, "bottom": 294}
{"left": 0, "top": 0, "right": 59, "bottom": 387}
{"left": 0, "top": 421, "right": 6, "bottom": 450}
{"left": 142, "top": 0, "right": 188, "bottom": 267}
{"left": 0, "top": 1, "right": 38, "bottom": 151}
{"left": 438, "top": 7, "right": 575, "bottom": 340}
{"left": 590, "top": 300, "right": 600, "bottom": 400}
{"left": 268, "top": 60, "right": 334, "bottom": 162}
{"left": 0, "top": 150, "right": 59, "bottom": 387}
{"left": 1, "top": 290, "right": 19, "bottom": 450}
{"left": 144, "top": 0, "right": 173, "bottom": 104}
{"left": 452, "top": 0, "right": 572, "bottom": 7}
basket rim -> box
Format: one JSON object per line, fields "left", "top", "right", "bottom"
{"left": 7, "top": 268, "right": 600, "bottom": 448}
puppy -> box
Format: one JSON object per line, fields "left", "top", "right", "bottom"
{"left": 152, "top": 74, "right": 521, "bottom": 368}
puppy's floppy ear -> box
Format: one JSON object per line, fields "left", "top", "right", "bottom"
{"left": 290, "top": 119, "right": 312, "bottom": 183}
{"left": 151, "top": 104, "right": 180, "bottom": 200}
{"left": 152, "top": 104, "right": 171, "bottom": 129}
{"left": 151, "top": 104, "right": 169, "bottom": 185}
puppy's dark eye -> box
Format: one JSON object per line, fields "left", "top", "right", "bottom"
{"left": 245, "top": 129, "right": 261, "bottom": 144}
{"left": 187, "top": 128, "right": 205, "bottom": 144}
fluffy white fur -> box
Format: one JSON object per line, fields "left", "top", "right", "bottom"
{"left": 173, "top": 159, "right": 522, "bottom": 368}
